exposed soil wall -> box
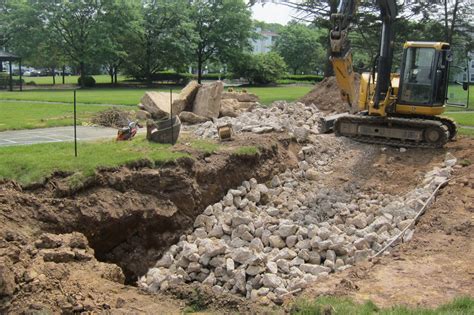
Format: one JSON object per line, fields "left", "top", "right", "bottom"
{"left": 0, "top": 134, "right": 297, "bottom": 285}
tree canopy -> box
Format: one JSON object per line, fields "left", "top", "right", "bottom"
{"left": 274, "top": 22, "right": 324, "bottom": 74}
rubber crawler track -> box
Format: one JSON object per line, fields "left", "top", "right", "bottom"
{"left": 334, "top": 115, "right": 450, "bottom": 148}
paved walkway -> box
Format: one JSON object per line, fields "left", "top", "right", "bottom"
{"left": 0, "top": 126, "right": 121, "bottom": 147}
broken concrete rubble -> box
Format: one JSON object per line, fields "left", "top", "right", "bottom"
{"left": 140, "top": 92, "right": 180, "bottom": 119}
{"left": 139, "top": 109, "right": 456, "bottom": 302}
{"left": 193, "top": 81, "right": 224, "bottom": 118}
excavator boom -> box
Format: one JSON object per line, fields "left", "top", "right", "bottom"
{"left": 320, "top": 0, "right": 455, "bottom": 148}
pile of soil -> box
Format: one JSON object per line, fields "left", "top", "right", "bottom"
{"left": 91, "top": 107, "right": 132, "bottom": 128}
{"left": 300, "top": 75, "right": 360, "bottom": 113}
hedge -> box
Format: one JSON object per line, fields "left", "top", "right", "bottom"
{"left": 280, "top": 74, "right": 323, "bottom": 82}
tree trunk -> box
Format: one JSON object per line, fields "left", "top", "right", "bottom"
{"left": 197, "top": 54, "right": 203, "bottom": 84}
{"left": 324, "top": 32, "right": 335, "bottom": 77}
{"left": 448, "top": 0, "right": 460, "bottom": 44}
{"left": 114, "top": 66, "right": 118, "bottom": 85}
{"left": 323, "top": 0, "right": 339, "bottom": 78}
{"left": 52, "top": 67, "right": 56, "bottom": 85}
{"left": 444, "top": 0, "right": 449, "bottom": 43}
{"left": 62, "top": 65, "right": 65, "bottom": 84}
{"left": 80, "top": 62, "right": 85, "bottom": 88}
{"left": 109, "top": 67, "right": 114, "bottom": 84}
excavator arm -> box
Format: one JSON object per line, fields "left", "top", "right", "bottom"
{"left": 320, "top": 0, "right": 397, "bottom": 133}
{"left": 329, "top": 0, "right": 397, "bottom": 109}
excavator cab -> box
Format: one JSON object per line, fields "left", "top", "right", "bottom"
{"left": 396, "top": 42, "right": 451, "bottom": 115}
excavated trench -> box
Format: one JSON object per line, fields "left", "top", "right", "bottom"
{"left": 2, "top": 135, "right": 297, "bottom": 284}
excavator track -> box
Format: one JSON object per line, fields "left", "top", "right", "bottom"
{"left": 334, "top": 115, "right": 450, "bottom": 148}
{"left": 392, "top": 114, "right": 457, "bottom": 140}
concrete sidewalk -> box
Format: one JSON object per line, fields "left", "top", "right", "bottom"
{"left": 0, "top": 126, "right": 121, "bottom": 147}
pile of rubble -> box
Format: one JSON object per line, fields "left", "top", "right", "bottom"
{"left": 138, "top": 130, "right": 457, "bottom": 303}
{"left": 193, "top": 101, "right": 324, "bottom": 142}
{"left": 136, "top": 81, "right": 260, "bottom": 124}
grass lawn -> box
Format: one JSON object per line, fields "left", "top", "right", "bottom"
{"left": 0, "top": 101, "right": 125, "bottom": 131}
{"left": 0, "top": 85, "right": 312, "bottom": 106}
{"left": 291, "top": 296, "right": 474, "bottom": 315}
{"left": 0, "top": 88, "right": 176, "bottom": 106}
{"left": 443, "top": 112, "right": 474, "bottom": 126}
{"left": 18, "top": 74, "right": 129, "bottom": 85}
{"left": 246, "top": 86, "right": 312, "bottom": 105}
{"left": 0, "top": 136, "right": 187, "bottom": 185}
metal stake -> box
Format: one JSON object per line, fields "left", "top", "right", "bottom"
{"left": 74, "top": 90, "right": 77, "bottom": 157}
{"left": 170, "top": 88, "right": 173, "bottom": 144}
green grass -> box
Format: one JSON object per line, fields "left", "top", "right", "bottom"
{"left": 443, "top": 112, "right": 474, "bottom": 126}
{"left": 0, "top": 85, "right": 311, "bottom": 106}
{"left": 0, "top": 101, "right": 124, "bottom": 131}
{"left": 0, "top": 88, "right": 180, "bottom": 106}
{"left": 246, "top": 86, "right": 312, "bottom": 105}
{"left": 446, "top": 84, "right": 473, "bottom": 108}
{"left": 291, "top": 296, "right": 474, "bottom": 315}
{"left": 19, "top": 74, "right": 129, "bottom": 85}
{"left": 0, "top": 136, "right": 188, "bottom": 185}
{"left": 233, "top": 145, "right": 260, "bottom": 156}
{"left": 190, "top": 139, "right": 220, "bottom": 154}
{"left": 458, "top": 127, "right": 474, "bottom": 137}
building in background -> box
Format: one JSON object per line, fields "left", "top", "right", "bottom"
{"left": 252, "top": 27, "right": 279, "bottom": 54}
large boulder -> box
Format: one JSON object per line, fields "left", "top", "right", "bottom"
{"left": 179, "top": 111, "right": 211, "bottom": 124}
{"left": 222, "top": 92, "right": 259, "bottom": 103}
{"left": 140, "top": 92, "right": 180, "bottom": 119}
{"left": 219, "top": 99, "right": 239, "bottom": 118}
{"left": 171, "top": 81, "right": 201, "bottom": 115}
{"left": 193, "top": 82, "right": 224, "bottom": 118}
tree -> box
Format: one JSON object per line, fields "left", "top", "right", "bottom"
{"left": 190, "top": 0, "right": 253, "bottom": 83}
{"left": 123, "top": 0, "right": 194, "bottom": 84}
{"left": 274, "top": 22, "right": 324, "bottom": 74}
{"left": 98, "top": 0, "right": 141, "bottom": 84}
{"left": 282, "top": 0, "right": 339, "bottom": 77}
{"left": 34, "top": 0, "right": 111, "bottom": 87}
{"left": 232, "top": 51, "right": 287, "bottom": 84}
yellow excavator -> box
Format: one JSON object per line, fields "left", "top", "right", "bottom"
{"left": 321, "top": 0, "right": 461, "bottom": 148}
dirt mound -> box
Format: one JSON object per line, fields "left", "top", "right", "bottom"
{"left": 91, "top": 107, "right": 132, "bottom": 128}
{"left": 300, "top": 75, "right": 360, "bottom": 113}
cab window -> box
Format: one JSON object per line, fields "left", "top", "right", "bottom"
{"left": 399, "top": 47, "right": 436, "bottom": 104}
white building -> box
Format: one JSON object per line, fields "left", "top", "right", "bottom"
{"left": 252, "top": 27, "right": 279, "bottom": 54}
{"left": 467, "top": 52, "right": 474, "bottom": 82}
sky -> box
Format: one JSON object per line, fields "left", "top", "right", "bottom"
{"left": 251, "top": 3, "right": 299, "bottom": 25}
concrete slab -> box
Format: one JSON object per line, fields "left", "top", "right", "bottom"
{"left": 0, "top": 126, "right": 140, "bottom": 147}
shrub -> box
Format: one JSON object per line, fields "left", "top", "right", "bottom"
{"left": 281, "top": 74, "right": 323, "bottom": 82}
{"left": 232, "top": 52, "right": 287, "bottom": 85}
{"left": 78, "top": 76, "right": 96, "bottom": 87}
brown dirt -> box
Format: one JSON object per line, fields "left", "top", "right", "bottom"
{"left": 0, "top": 133, "right": 297, "bottom": 314}
{"left": 285, "top": 136, "right": 474, "bottom": 309}
{"left": 300, "top": 75, "right": 360, "bottom": 113}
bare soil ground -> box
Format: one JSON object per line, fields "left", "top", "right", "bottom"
{"left": 1, "top": 132, "right": 473, "bottom": 314}
{"left": 290, "top": 137, "right": 474, "bottom": 309}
